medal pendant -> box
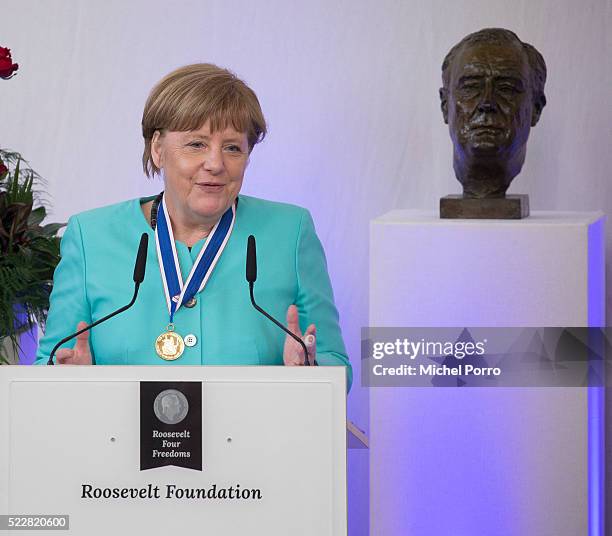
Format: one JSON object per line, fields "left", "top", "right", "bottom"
{"left": 155, "top": 324, "right": 185, "bottom": 361}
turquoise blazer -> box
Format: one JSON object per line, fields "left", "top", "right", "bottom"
{"left": 35, "top": 195, "right": 352, "bottom": 390}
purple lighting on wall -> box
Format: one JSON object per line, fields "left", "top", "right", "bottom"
{"left": 587, "top": 218, "right": 605, "bottom": 536}
{"left": 18, "top": 326, "right": 38, "bottom": 365}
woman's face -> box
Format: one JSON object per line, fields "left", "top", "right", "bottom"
{"left": 151, "top": 120, "right": 249, "bottom": 227}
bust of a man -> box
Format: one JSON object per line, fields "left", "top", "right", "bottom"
{"left": 439, "top": 28, "right": 547, "bottom": 218}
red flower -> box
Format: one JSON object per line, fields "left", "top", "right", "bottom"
{"left": 0, "top": 159, "right": 7, "bottom": 177}
{"left": 0, "top": 47, "right": 19, "bottom": 80}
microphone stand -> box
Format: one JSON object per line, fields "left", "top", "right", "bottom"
{"left": 47, "top": 233, "right": 149, "bottom": 365}
{"left": 248, "top": 282, "right": 312, "bottom": 366}
{"left": 47, "top": 283, "right": 141, "bottom": 365}
{"left": 246, "top": 234, "right": 312, "bottom": 366}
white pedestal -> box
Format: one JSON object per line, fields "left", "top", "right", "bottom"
{"left": 369, "top": 211, "right": 605, "bottom": 536}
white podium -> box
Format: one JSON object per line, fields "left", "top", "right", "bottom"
{"left": 369, "top": 211, "right": 605, "bottom": 536}
{"left": 0, "top": 366, "right": 347, "bottom": 536}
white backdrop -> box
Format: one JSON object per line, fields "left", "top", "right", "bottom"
{"left": 1, "top": 0, "right": 611, "bottom": 532}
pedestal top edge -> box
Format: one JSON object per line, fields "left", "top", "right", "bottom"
{"left": 372, "top": 209, "right": 606, "bottom": 226}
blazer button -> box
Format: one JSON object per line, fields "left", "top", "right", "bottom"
{"left": 184, "top": 334, "right": 197, "bottom": 347}
{"left": 185, "top": 297, "right": 197, "bottom": 308}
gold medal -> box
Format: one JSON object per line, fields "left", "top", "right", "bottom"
{"left": 155, "top": 324, "right": 185, "bottom": 361}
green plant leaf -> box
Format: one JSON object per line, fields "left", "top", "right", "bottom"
{"left": 28, "top": 206, "right": 46, "bottom": 227}
{"left": 40, "top": 222, "right": 65, "bottom": 237}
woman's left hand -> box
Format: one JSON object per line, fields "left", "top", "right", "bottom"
{"left": 283, "top": 304, "right": 316, "bottom": 366}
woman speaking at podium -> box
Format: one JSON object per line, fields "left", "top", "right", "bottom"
{"left": 35, "top": 63, "right": 352, "bottom": 389}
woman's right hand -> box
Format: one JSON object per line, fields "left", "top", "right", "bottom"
{"left": 55, "top": 321, "right": 93, "bottom": 365}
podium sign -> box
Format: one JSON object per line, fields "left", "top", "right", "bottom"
{"left": 0, "top": 366, "right": 347, "bottom": 535}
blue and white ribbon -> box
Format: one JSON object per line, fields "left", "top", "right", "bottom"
{"left": 155, "top": 194, "right": 236, "bottom": 322}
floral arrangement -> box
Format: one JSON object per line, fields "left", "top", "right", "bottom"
{"left": 0, "top": 46, "right": 64, "bottom": 363}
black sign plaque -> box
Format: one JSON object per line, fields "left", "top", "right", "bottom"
{"left": 140, "top": 382, "right": 202, "bottom": 471}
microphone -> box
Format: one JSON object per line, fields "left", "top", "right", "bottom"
{"left": 246, "top": 235, "right": 312, "bottom": 366}
{"left": 47, "top": 233, "right": 149, "bottom": 365}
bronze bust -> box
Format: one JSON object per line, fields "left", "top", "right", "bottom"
{"left": 439, "top": 28, "right": 547, "bottom": 218}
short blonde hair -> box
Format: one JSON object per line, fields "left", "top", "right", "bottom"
{"left": 141, "top": 63, "right": 267, "bottom": 177}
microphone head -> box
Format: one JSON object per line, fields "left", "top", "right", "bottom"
{"left": 246, "top": 235, "right": 257, "bottom": 283}
{"left": 133, "top": 233, "right": 149, "bottom": 283}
